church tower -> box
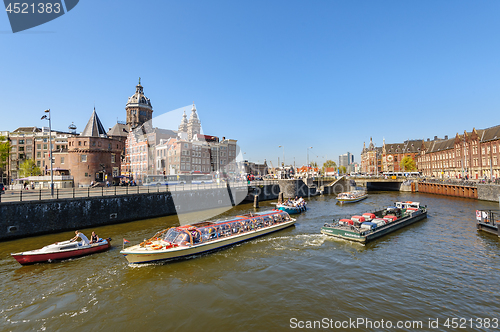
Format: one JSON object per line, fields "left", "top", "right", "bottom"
{"left": 125, "top": 78, "right": 153, "bottom": 130}
{"left": 187, "top": 103, "right": 201, "bottom": 140}
{"left": 178, "top": 110, "right": 188, "bottom": 133}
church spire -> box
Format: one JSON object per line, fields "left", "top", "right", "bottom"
{"left": 187, "top": 102, "right": 201, "bottom": 140}
{"left": 178, "top": 110, "right": 188, "bottom": 132}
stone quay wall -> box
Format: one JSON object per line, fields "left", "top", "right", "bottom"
{"left": 0, "top": 186, "right": 248, "bottom": 241}
{"left": 477, "top": 184, "right": 500, "bottom": 203}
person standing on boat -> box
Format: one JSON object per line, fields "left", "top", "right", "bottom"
{"left": 70, "top": 230, "right": 90, "bottom": 245}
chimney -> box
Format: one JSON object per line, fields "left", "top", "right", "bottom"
{"left": 427, "top": 138, "right": 430, "bottom": 142}
{"left": 444, "top": 135, "right": 448, "bottom": 139}
{"left": 434, "top": 136, "right": 438, "bottom": 140}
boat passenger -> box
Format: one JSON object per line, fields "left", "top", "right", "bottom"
{"left": 177, "top": 233, "right": 190, "bottom": 246}
{"left": 89, "top": 231, "right": 99, "bottom": 244}
{"left": 70, "top": 230, "right": 90, "bottom": 246}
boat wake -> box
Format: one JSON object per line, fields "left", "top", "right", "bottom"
{"left": 254, "top": 233, "right": 327, "bottom": 249}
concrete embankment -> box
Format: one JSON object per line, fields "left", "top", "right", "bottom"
{"left": 0, "top": 186, "right": 248, "bottom": 241}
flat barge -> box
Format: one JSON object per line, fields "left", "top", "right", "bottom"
{"left": 476, "top": 210, "right": 500, "bottom": 236}
{"left": 321, "top": 201, "right": 427, "bottom": 244}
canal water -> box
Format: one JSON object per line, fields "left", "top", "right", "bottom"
{"left": 1, "top": 192, "right": 500, "bottom": 331}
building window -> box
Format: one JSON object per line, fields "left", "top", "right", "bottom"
{"left": 37, "top": 161, "right": 40, "bottom": 167}
{"left": 11, "top": 140, "right": 17, "bottom": 145}
{"left": 19, "top": 139, "right": 24, "bottom": 144}
{"left": 78, "top": 141, "right": 81, "bottom": 146}
{"left": 81, "top": 154, "right": 87, "bottom": 162}
{"left": 37, "top": 152, "right": 41, "bottom": 158}
{"left": 61, "top": 157, "right": 65, "bottom": 164}
{"left": 111, "top": 154, "right": 116, "bottom": 163}
{"left": 85, "top": 172, "right": 88, "bottom": 177}
{"left": 43, "top": 144, "right": 47, "bottom": 150}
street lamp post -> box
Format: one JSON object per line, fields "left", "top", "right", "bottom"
{"left": 278, "top": 145, "right": 285, "bottom": 167}
{"left": 41, "top": 109, "right": 54, "bottom": 196}
{"left": 307, "top": 146, "right": 313, "bottom": 176}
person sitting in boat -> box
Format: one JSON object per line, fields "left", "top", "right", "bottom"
{"left": 70, "top": 230, "right": 90, "bottom": 246}
{"left": 178, "top": 233, "right": 191, "bottom": 246}
{"left": 89, "top": 231, "right": 100, "bottom": 244}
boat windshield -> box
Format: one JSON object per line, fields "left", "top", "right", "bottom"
{"left": 163, "top": 228, "right": 192, "bottom": 245}
{"left": 163, "top": 228, "right": 181, "bottom": 243}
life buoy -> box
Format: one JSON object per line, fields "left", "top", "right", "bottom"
{"left": 151, "top": 244, "right": 163, "bottom": 250}
{"left": 145, "top": 241, "right": 153, "bottom": 245}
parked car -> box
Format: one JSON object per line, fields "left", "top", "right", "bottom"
{"left": 0, "top": 183, "right": 5, "bottom": 194}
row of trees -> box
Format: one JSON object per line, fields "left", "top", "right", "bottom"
{"left": 318, "top": 156, "right": 417, "bottom": 175}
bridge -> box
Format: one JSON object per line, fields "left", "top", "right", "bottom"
{"left": 348, "top": 176, "right": 413, "bottom": 191}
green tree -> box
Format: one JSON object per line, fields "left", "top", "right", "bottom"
{"left": 19, "top": 159, "right": 41, "bottom": 177}
{"left": 339, "top": 165, "right": 347, "bottom": 174}
{"left": 310, "top": 161, "right": 318, "bottom": 168}
{"left": 400, "top": 155, "right": 416, "bottom": 171}
{"left": 0, "top": 135, "right": 10, "bottom": 179}
{"left": 323, "top": 160, "right": 337, "bottom": 170}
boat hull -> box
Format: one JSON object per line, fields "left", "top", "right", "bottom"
{"left": 277, "top": 205, "right": 306, "bottom": 214}
{"left": 121, "top": 220, "right": 295, "bottom": 264}
{"left": 336, "top": 194, "right": 368, "bottom": 204}
{"left": 11, "top": 241, "right": 111, "bottom": 265}
{"left": 321, "top": 210, "right": 427, "bottom": 244}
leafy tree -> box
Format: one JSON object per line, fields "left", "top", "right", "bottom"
{"left": 323, "top": 160, "right": 337, "bottom": 170}
{"left": 19, "top": 159, "right": 41, "bottom": 177}
{"left": 400, "top": 155, "right": 416, "bottom": 171}
{"left": 0, "top": 136, "right": 10, "bottom": 178}
{"left": 339, "top": 165, "right": 347, "bottom": 174}
{"left": 310, "top": 161, "right": 318, "bottom": 168}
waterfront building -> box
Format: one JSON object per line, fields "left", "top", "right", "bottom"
{"left": 417, "top": 125, "right": 500, "bottom": 179}
{"left": 382, "top": 139, "right": 421, "bottom": 173}
{"left": 48, "top": 109, "right": 125, "bottom": 187}
{"left": 152, "top": 104, "right": 239, "bottom": 178}
{"left": 242, "top": 160, "right": 268, "bottom": 176}
{"left": 360, "top": 137, "right": 382, "bottom": 174}
{"left": 123, "top": 124, "right": 176, "bottom": 180}
{"left": 6, "top": 126, "right": 76, "bottom": 183}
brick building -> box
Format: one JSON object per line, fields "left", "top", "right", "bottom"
{"left": 417, "top": 125, "right": 500, "bottom": 179}
{"left": 382, "top": 139, "right": 421, "bottom": 172}
{"left": 49, "top": 109, "right": 124, "bottom": 186}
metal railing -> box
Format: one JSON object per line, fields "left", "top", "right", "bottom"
{"left": 0, "top": 181, "right": 255, "bottom": 203}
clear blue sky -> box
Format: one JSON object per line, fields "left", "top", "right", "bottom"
{"left": 1, "top": 1, "right": 499, "bottom": 167}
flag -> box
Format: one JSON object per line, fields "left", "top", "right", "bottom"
{"left": 123, "top": 239, "right": 130, "bottom": 244}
